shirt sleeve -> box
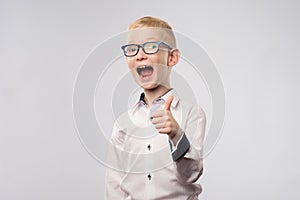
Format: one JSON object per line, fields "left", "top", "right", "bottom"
{"left": 104, "top": 124, "right": 129, "bottom": 199}
{"left": 170, "top": 106, "right": 206, "bottom": 184}
{"left": 169, "top": 133, "right": 190, "bottom": 161}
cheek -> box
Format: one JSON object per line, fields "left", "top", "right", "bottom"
{"left": 126, "top": 58, "right": 135, "bottom": 69}
{"left": 158, "top": 53, "right": 169, "bottom": 65}
{"left": 150, "top": 54, "right": 169, "bottom": 65}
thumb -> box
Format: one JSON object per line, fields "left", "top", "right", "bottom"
{"left": 164, "top": 95, "right": 174, "bottom": 111}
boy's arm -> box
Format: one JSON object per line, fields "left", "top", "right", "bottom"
{"left": 169, "top": 106, "right": 206, "bottom": 184}
{"left": 150, "top": 96, "right": 206, "bottom": 184}
{"left": 104, "top": 125, "right": 128, "bottom": 199}
{"left": 105, "top": 168, "right": 127, "bottom": 199}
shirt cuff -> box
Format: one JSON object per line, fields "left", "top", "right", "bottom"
{"left": 169, "top": 133, "right": 190, "bottom": 161}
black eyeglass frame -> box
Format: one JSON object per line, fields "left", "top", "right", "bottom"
{"left": 121, "top": 41, "right": 172, "bottom": 57}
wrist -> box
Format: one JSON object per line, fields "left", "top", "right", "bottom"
{"left": 169, "top": 128, "right": 184, "bottom": 146}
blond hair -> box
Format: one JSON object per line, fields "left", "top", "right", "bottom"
{"left": 127, "top": 16, "right": 176, "bottom": 47}
{"left": 128, "top": 16, "right": 173, "bottom": 30}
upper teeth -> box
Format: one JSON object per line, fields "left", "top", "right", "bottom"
{"left": 138, "top": 65, "right": 147, "bottom": 69}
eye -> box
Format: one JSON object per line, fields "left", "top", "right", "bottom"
{"left": 126, "top": 46, "right": 138, "bottom": 53}
{"left": 146, "top": 44, "right": 158, "bottom": 49}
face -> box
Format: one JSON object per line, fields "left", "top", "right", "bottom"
{"left": 124, "top": 28, "right": 176, "bottom": 90}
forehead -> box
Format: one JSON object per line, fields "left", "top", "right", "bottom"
{"left": 126, "top": 28, "right": 169, "bottom": 44}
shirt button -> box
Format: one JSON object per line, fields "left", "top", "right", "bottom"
{"left": 147, "top": 174, "right": 151, "bottom": 180}
{"left": 155, "top": 98, "right": 165, "bottom": 103}
{"left": 147, "top": 144, "right": 151, "bottom": 151}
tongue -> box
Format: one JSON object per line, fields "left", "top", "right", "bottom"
{"left": 141, "top": 69, "right": 153, "bottom": 76}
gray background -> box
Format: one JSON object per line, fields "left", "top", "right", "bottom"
{"left": 1, "top": 0, "right": 299, "bottom": 199}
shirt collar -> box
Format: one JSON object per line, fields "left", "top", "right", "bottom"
{"left": 135, "top": 88, "right": 180, "bottom": 108}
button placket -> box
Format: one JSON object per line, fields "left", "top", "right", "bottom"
{"left": 149, "top": 98, "right": 165, "bottom": 117}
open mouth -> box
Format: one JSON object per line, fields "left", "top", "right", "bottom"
{"left": 136, "top": 65, "right": 154, "bottom": 77}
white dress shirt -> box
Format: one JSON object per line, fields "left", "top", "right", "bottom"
{"left": 105, "top": 89, "right": 206, "bottom": 200}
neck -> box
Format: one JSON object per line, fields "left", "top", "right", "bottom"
{"left": 143, "top": 85, "right": 171, "bottom": 107}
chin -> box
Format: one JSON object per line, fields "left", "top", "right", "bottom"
{"left": 139, "top": 82, "right": 159, "bottom": 90}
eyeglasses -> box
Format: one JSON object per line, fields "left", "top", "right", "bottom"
{"left": 121, "top": 41, "right": 172, "bottom": 57}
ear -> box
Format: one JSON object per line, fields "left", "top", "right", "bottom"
{"left": 167, "top": 49, "right": 180, "bottom": 67}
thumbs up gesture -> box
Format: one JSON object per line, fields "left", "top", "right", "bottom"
{"left": 150, "top": 96, "right": 182, "bottom": 140}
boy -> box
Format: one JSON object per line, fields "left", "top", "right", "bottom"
{"left": 105, "top": 16, "right": 206, "bottom": 200}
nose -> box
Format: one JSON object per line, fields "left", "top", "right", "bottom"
{"left": 136, "top": 47, "right": 147, "bottom": 61}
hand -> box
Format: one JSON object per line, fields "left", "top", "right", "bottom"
{"left": 150, "top": 96, "right": 183, "bottom": 140}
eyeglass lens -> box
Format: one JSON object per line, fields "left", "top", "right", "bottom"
{"left": 124, "top": 42, "right": 160, "bottom": 56}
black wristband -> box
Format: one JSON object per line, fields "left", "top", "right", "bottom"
{"left": 171, "top": 133, "right": 190, "bottom": 161}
